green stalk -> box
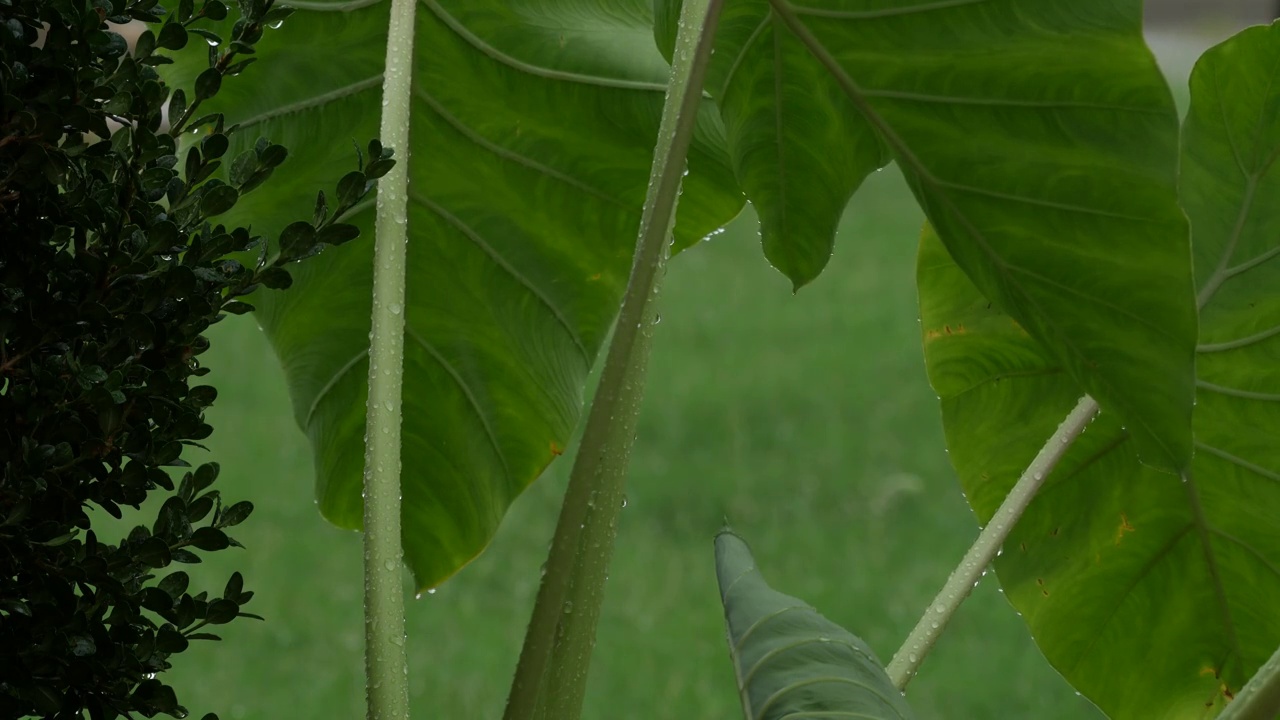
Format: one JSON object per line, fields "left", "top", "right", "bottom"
{"left": 1219, "top": 643, "right": 1280, "bottom": 720}
{"left": 885, "top": 395, "right": 1099, "bottom": 689}
{"left": 361, "top": 0, "right": 416, "bottom": 716}
{"left": 501, "top": 1, "right": 725, "bottom": 718}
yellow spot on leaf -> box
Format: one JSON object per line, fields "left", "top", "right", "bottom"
{"left": 924, "top": 323, "right": 970, "bottom": 342}
{"left": 1115, "top": 513, "right": 1135, "bottom": 544}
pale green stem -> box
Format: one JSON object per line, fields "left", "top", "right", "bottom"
{"left": 361, "top": 0, "right": 416, "bottom": 715}
{"left": 501, "top": 1, "right": 725, "bottom": 718}
{"left": 885, "top": 395, "right": 1100, "bottom": 689}
{"left": 1219, "top": 643, "right": 1280, "bottom": 720}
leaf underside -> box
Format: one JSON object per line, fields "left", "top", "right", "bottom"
{"left": 164, "top": 0, "right": 744, "bottom": 590}
{"left": 658, "top": 0, "right": 1197, "bottom": 473}
{"left": 915, "top": 22, "right": 1280, "bottom": 719}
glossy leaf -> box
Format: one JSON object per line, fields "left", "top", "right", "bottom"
{"left": 659, "top": 0, "right": 1196, "bottom": 473}
{"left": 916, "top": 25, "right": 1280, "bottom": 716}
{"left": 716, "top": 530, "right": 915, "bottom": 720}
{"left": 163, "top": 0, "right": 744, "bottom": 590}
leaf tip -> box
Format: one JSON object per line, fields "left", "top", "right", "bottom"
{"left": 768, "top": 250, "right": 823, "bottom": 295}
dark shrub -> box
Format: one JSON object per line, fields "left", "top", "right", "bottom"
{"left": 0, "top": 0, "right": 391, "bottom": 715}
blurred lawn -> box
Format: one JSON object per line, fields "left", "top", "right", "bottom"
{"left": 108, "top": 36, "right": 1212, "bottom": 720}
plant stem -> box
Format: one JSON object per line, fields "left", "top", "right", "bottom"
{"left": 501, "top": 2, "right": 724, "bottom": 718}
{"left": 361, "top": 0, "right": 416, "bottom": 715}
{"left": 885, "top": 394, "right": 1099, "bottom": 690}
{"left": 1219, "top": 643, "right": 1280, "bottom": 720}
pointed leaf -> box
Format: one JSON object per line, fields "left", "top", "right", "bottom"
{"left": 716, "top": 530, "right": 915, "bottom": 720}
{"left": 162, "top": 1, "right": 744, "bottom": 589}
{"left": 665, "top": 0, "right": 1196, "bottom": 472}
{"left": 916, "top": 25, "right": 1280, "bottom": 714}
{"left": 218, "top": 500, "right": 253, "bottom": 527}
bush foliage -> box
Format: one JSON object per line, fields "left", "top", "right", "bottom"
{"left": 0, "top": 0, "right": 391, "bottom": 716}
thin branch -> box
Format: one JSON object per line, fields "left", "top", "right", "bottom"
{"left": 885, "top": 395, "right": 1100, "bottom": 689}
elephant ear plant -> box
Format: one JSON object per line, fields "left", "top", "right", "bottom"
{"left": 706, "top": 14, "right": 1280, "bottom": 720}
{"left": 0, "top": 0, "right": 390, "bottom": 716}
{"left": 152, "top": 0, "right": 1280, "bottom": 718}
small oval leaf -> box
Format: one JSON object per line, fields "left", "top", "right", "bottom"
{"left": 200, "top": 184, "right": 239, "bottom": 217}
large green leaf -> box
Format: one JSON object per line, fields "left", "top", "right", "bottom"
{"left": 715, "top": 530, "right": 916, "bottom": 720}
{"left": 165, "top": 0, "right": 744, "bottom": 590}
{"left": 914, "top": 24, "right": 1280, "bottom": 718}
{"left": 658, "top": 0, "right": 1197, "bottom": 473}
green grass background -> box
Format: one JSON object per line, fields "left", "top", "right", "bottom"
{"left": 105, "top": 36, "right": 1210, "bottom": 720}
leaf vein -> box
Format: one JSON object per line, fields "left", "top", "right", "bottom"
{"left": 1197, "top": 380, "right": 1280, "bottom": 402}
{"left": 758, "top": 676, "right": 904, "bottom": 720}
{"left": 237, "top": 75, "right": 384, "bottom": 132}
{"left": 1206, "top": 527, "right": 1280, "bottom": 586}
{"left": 1005, "top": 264, "right": 1185, "bottom": 342}
{"left": 721, "top": 16, "right": 771, "bottom": 97}
{"left": 790, "top": 0, "right": 989, "bottom": 20}
{"left": 933, "top": 179, "right": 1158, "bottom": 222}
{"left": 1182, "top": 467, "right": 1244, "bottom": 678}
{"left": 424, "top": 0, "right": 668, "bottom": 92}
{"left": 735, "top": 605, "right": 806, "bottom": 658}
{"left": 415, "top": 88, "right": 625, "bottom": 208}
{"left": 859, "top": 88, "right": 1165, "bottom": 115}
{"left": 1067, "top": 524, "right": 1195, "bottom": 674}
{"left": 1197, "top": 322, "right": 1280, "bottom": 353}
{"left": 1224, "top": 244, "right": 1280, "bottom": 280}
{"left": 741, "top": 635, "right": 868, "bottom": 690}
{"left": 414, "top": 193, "right": 591, "bottom": 365}
{"left": 1196, "top": 441, "right": 1280, "bottom": 484}
{"left": 405, "top": 326, "right": 513, "bottom": 484}
{"left": 304, "top": 348, "right": 370, "bottom": 431}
